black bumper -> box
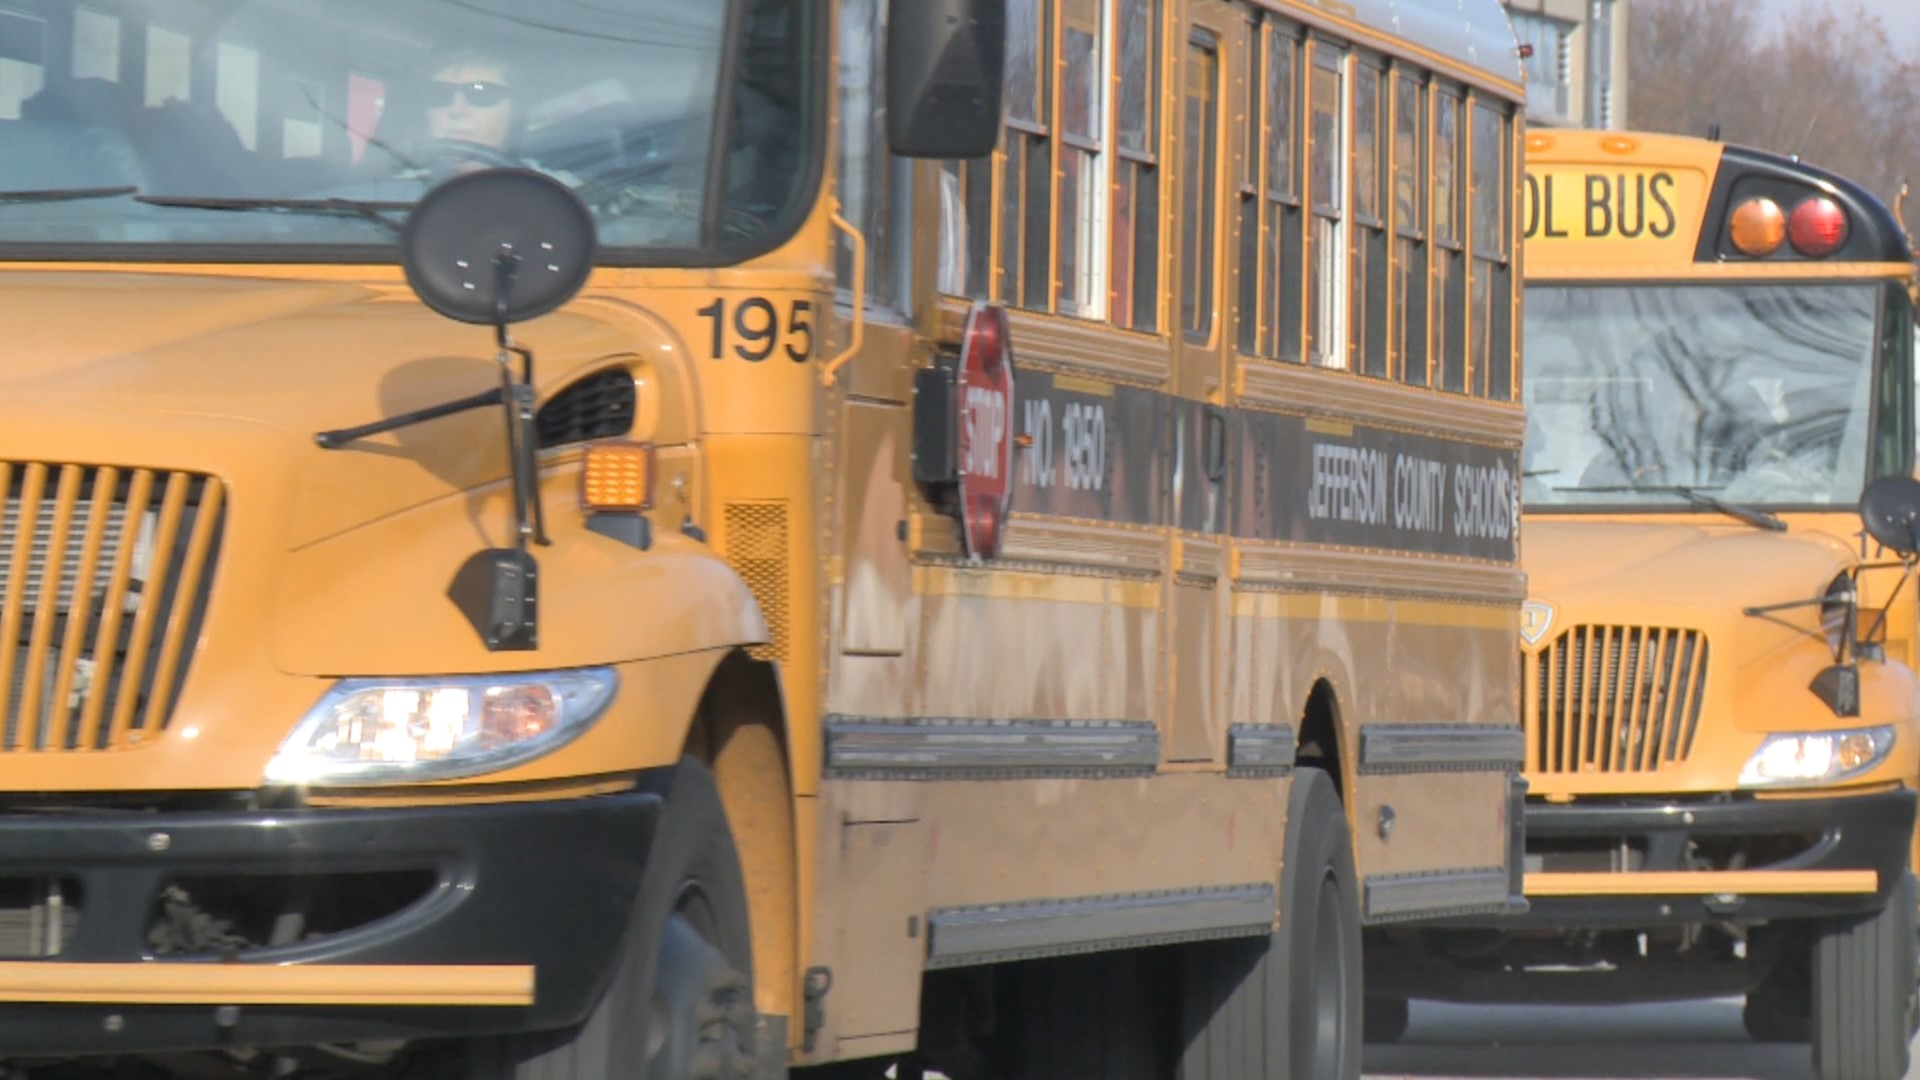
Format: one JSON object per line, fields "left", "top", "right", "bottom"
{"left": 1436, "top": 787, "right": 1916, "bottom": 930}
{"left": 0, "top": 789, "right": 660, "bottom": 1058}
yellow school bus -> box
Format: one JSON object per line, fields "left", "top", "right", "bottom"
{"left": 0, "top": 0, "right": 1526, "bottom": 1076}
{"left": 1378, "top": 129, "right": 1920, "bottom": 1080}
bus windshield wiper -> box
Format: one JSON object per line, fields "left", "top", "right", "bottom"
{"left": 132, "top": 195, "right": 412, "bottom": 235}
{"left": 0, "top": 185, "right": 138, "bottom": 204}
{"left": 1555, "top": 483, "right": 1787, "bottom": 532}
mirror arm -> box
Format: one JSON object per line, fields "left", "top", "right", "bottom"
{"left": 1857, "top": 559, "right": 1917, "bottom": 655}
{"left": 1740, "top": 596, "right": 1826, "bottom": 617}
{"left": 488, "top": 252, "right": 551, "bottom": 550}
{"left": 313, "top": 387, "right": 504, "bottom": 449}
{"left": 494, "top": 357, "right": 549, "bottom": 550}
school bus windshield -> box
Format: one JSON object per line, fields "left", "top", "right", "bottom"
{"left": 1520, "top": 281, "right": 1896, "bottom": 510}
{"left": 0, "top": 0, "right": 811, "bottom": 258}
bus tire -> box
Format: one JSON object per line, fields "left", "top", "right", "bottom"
{"left": 474, "top": 757, "right": 760, "bottom": 1080}
{"left": 1812, "top": 870, "right": 1917, "bottom": 1080}
{"left": 1176, "top": 768, "right": 1362, "bottom": 1078}
{"left": 1742, "top": 987, "right": 1809, "bottom": 1044}
{"left": 1280, "top": 768, "right": 1363, "bottom": 1080}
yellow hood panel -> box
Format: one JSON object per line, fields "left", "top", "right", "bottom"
{"left": 0, "top": 269, "right": 653, "bottom": 548}
{"left": 1523, "top": 517, "right": 1854, "bottom": 619}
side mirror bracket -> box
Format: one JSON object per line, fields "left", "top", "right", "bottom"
{"left": 313, "top": 168, "right": 597, "bottom": 652}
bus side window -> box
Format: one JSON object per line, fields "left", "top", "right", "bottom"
{"left": 836, "top": 0, "right": 911, "bottom": 311}
{"left": 1179, "top": 29, "right": 1219, "bottom": 343}
{"left": 1469, "top": 97, "right": 1512, "bottom": 400}
{"left": 1393, "top": 68, "right": 1428, "bottom": 386}
{"left": 1257, "top": 22, "right": 1302, "bottom": 362}
{"left": 1306, "top": 41, "right": 1346, "bottom": 369}
{"left": 1000, "top": 0, "right": 1052, "bottom": 311}
{"left": 1351, "top": 57, "right": 1386, "bottom": 377}
{"left": 1113, "top": 0, "right": 1161, "bottom": 333}
{"left": 1234, "top": 13, "right": 1260, "bottom": 356}
{"left": 1433, "top": 84, "right": 1467, "bottom": 393}
{"left": 1057, "top": 0, "right": 1107, "bottom": 320}
{"left": 937, "top": 156, "right": 992, "bottom": 299}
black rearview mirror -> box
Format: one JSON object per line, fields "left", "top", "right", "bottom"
{"left": 401, "top": 167, "right": 595, "bottom": 326}
{"left": 886, "top": 0, "right": 1006, "bottom": 159}
{"left": 1860, "top": 476, "right": 1920, "bottom": 557}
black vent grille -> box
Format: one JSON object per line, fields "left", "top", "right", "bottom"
{"left": 537, "top": 369, "right": 636, "bottom": 448}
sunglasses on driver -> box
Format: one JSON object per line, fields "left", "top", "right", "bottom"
{"left": 425, "top": 80, "right": 511, "bottom": 108}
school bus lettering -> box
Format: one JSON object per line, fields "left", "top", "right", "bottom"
{"left": 695, "top": 295, "right": 814, "bottom": 362}
{"left": 962, "top": 383, "right": 1008, "bottom": 481}
{"left": 1021, "top": 397, "right": 1055, "bottom": 488}
{"left": 1452, "top": 462, "right": 1515, "bottom": 541}
{"left": 1062, "top": 401, "right": 1108, "bottom": 492}
{"left": 1309, "top": 443, "right": 1391, "bottom": 526}
{"left": 1649, "top": 171, "right": 1679, "bottom": 236}
{"left": 1525, "top": 168, "right": 1683, "bottom": 242}
{"left": 1309, "top": 440, "right": 1511, "bottom": 543}
{"left": 1393, "top": 455, "right": 1449, "bottom": 534}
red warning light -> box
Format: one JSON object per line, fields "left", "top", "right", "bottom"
{"left": 1787, "top": 196, "right": 1848, "bottom": 257}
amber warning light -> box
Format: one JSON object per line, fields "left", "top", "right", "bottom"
{"left": 581, "top": 441, "right": 657, "bottom": 511}
{"left": 1729, "top": 197, "right": 1786, "bottom": 257}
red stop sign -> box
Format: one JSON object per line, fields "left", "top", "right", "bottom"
{"left": 956, "top": 302, "right": 1017, "bottom": 560}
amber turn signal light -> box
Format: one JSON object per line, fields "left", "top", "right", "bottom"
{"left": 581, "top": 441, "right": 656, "bottom": 511}
{"left": 1728, "top": 197, "right": 1786, "bottom": 257}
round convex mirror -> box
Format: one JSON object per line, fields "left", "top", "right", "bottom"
{"left": 401, "top": 167, "right": 597, "bottom": 327}
{"left": 1859, "top": 476, "right": 1920, "bottom": 556}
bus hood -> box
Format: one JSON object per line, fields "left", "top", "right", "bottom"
{"left": 0, "top": 269, "right": 668, "bottom": 548}
{"left": 1522, "top": 518, "right": 1855, "bottom": 619}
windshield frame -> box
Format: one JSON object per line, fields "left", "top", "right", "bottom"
{"left": 0, "top": 0, "right": 827, "bottom": 270}
{"left": 1520, "top": 276, "right": 1914, "bottom": 517}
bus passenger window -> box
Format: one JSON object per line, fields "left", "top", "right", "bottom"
{"left": 1394, "top": 70, "right": 1429, "bottom": 385}
{"left": 938, "top": 159, "right": 992, "bottom": 299}
{"left": 1434, "top": 86, "right": 1467, "bottom": 392}
{"left": 1352, "top": 60, "right": 1387, "bottom": 377}
{"left": 1058, "top": 0, "right": 1106, "bottom": 319}
{"left": 1235, "top": 21, "right": 1261, "bottom": 356}
{"left": 1307, "top": 45, "right": 1346, "bottom": 369}
{"left": 1469, "top": 100, "right": 1511, "bottom": 400}
{"left": 1112, "top": 0, "right": 1160, "bottom": 333}
{"left": 1000, "top": 0, "right": 1052, "bottom": 311}
{"left": 1180, "top": 33, "right": 1219, "bottom": 343}
{"left": 1260, "top": 24, "right": 1303, "bottom": 362}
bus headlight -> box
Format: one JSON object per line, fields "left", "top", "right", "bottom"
{"left": 265, "top": 668, "right": 618, "bottom": 787}
{"left": 1737, "top": 726, "right": 1895, "bottom": 788}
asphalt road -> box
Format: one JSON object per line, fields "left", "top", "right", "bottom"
{"left": 1363, "top": 998, "right": 1920, "bottom": 1080}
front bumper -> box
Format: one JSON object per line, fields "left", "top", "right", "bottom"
{"left": 0, "top": 788, "right": 659, "bottom": 1058}
{"left": 1436, "top": 787, "right": 1916, "bottom": 929}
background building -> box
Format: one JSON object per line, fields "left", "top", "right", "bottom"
{"left": 1502, "top": 0, "right": 1629, "bottom": 129}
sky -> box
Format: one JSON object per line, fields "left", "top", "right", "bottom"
{"left": 1753, "top": 0, "right": 1920, "bottom": 49}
